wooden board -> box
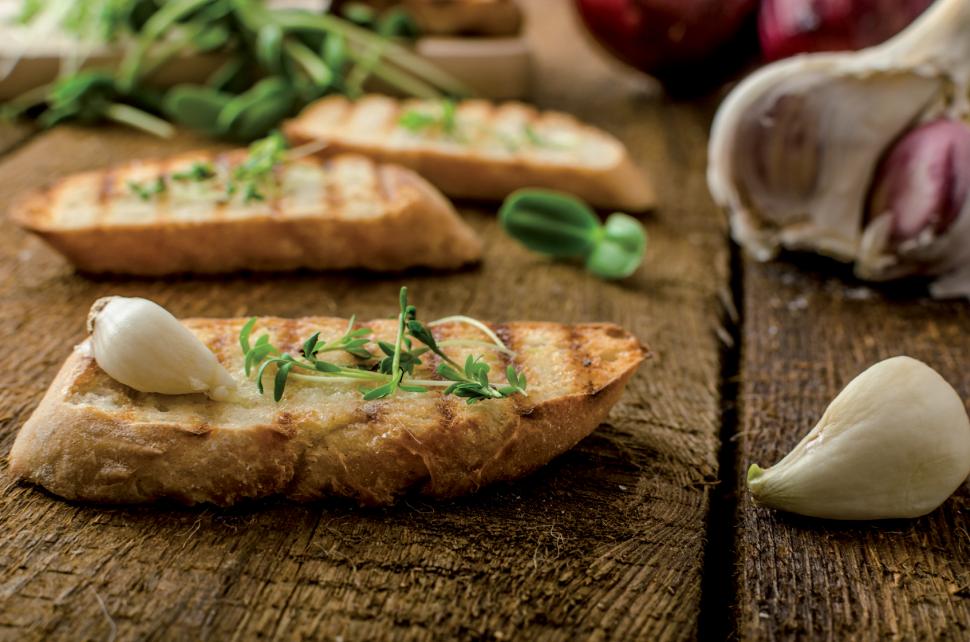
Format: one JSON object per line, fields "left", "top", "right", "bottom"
{"left": 737, "top": 259, "right": 970, "bottom": 640}
{"left": 0, "top": 3, "right": 730, "bottom": 641}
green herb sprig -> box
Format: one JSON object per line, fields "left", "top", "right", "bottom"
{"left": 240, "top": 287, "right": 527, "bottom": 404}
{"left": 499, "top": 189, "right": 647, "bottom": 280}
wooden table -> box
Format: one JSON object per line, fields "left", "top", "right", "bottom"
{"left": 0, "top": 4, "right": 967, "bottom": 640}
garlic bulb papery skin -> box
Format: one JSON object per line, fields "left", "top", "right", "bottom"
{"left": 87, "top": 297, "right": 236, "bottom": 401}
{"left": 707, "top": 0, "right": 970, "bottom": 295}
{"left": 747, "top": 356, "right": 970, "bottom": 521}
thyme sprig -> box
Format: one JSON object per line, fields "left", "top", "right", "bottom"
{"left": 239, "top": 287, "right": 527, "bottom": 404}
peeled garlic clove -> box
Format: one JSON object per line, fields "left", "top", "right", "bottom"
{"left": 708, "top": 0, "right": 970, "bottom": 296}
{"left": 748, "top": 356, "right": 970, "bottom": 520}
{"left": 88, "top": 297, "right": 236, "bottom": 400}
{"left": 858, "top": 119, "right": 970, "bottom": 297}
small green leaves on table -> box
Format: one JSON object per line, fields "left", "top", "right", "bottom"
{"left": 499, "top": 189, "right": 647, "bottom": 280}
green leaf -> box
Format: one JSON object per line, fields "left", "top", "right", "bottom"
{"left": 499, "top": 189, "right": 600, "bottom": 257}
{"left": 216, "top": 77, "right": 289, "bottom": 133}
{"left": 206, "top": 57, "right": 248, "bottom": 93}
{"left": 232, "top": 90, "right": 295, "bottom": 141}
{"left": 362, "top": 382, "right": 394, "bottom": 400}
{"left": 239, "top": 317, "right": 257, "bottom": 353}
{"left": 274, "top": 360, "right": 294, "bottom": 401}
{"left": 257, "top": 24, "right": 285, "bottom": 72}
{"left": 302, "top": 332, "right": 321, "bottom": 360}
{"left": 377, "top": 8, "right": 419, "bottom": 39}
{"left": 399, "top": 110, "right": 438, "bottom": 132}
{"left": 171, "top": 162, "right": 216, "bottom": 182}
{"left": 313, "top": 360, "right": 343, "bottom": 373}
{"left": 256, "top": 357, "right": 279, "bottom": 395}
{"left": 163, "top": 85, "right": 232, "bottom": 133}
{"left": 584, "top": 213, "right": 647, "bottom": 280}
{"left": 127, "top": 177, "right": 165, "bottom": 200}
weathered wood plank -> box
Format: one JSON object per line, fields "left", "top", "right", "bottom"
{"left": 0, "top": 3, "right": 730, "bottom": 641}
{"left": 737, "top": 259, "right": 970, "bottom": 641}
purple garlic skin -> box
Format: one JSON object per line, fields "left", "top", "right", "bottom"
{"left": 861, "top": 119, "right": 970, "bottom": 298}
{"left": 869, "top": 119, "right": 970, "bottom": 241}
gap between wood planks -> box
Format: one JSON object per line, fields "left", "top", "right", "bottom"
{"left": 698, "top": 238, "right": 744, "bottom": 642}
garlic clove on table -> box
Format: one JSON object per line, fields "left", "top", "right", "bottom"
{"left": 88, "top": 296, "right": 236, "bottom": 400}
{"left": 708, "top": 0, "right": 970, "bottom": 298}
{"left": 747, "top": 356, "right": 970, "bottom": 521}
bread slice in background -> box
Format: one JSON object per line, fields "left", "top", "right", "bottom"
{"left": 333, "top": 0, "right": 523, "bottom": 36}
{"left": 9, "top": 316, "right": 647, "bottom": 506}
{"left": 284, "top": 95, "right": 655, "bottom": 211}
{"left": 9, "top": 151, "right": 483, "bottom": 275}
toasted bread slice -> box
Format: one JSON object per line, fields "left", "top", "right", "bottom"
{"left": 283, "top": 95, "right": 655, "bottom": 210}
{"left": 9, "top": 152, "right": 483, "bottom": 275}
{"left": 336, "top": 0, "right": 522, "bottom": 36}
{"left": 9, "top": 316, "right": 647, "bottom": 506}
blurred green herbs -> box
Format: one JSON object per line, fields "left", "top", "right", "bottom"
{"left": 3, "top": 0, "right": 468, "bottom": 140}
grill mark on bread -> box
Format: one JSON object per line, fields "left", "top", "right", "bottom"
{"left": 277, "top": 318, "right": 301, "bottom": 355}
{"left": 374, "top": 161, "right": 392, "bottom": 206}
{"left": 494, "top": 323, "right": 524, "bottom": 415}
{"left": 97, "top": 169, "right": 114, "bottom": 226}
{"left": 322, "top": 158, "right": 342, "bottom": 215}
{"left": 569, "top": 326, "right": 595, "bottom": 395}
{"left": 155, "top": 157, "right": 171, "bottom": 224}
{"left": 269, "top": 162, "right": 285, "bottom": 218}
{"left": 213, "top": 153, "right": 232, "bottom": 222}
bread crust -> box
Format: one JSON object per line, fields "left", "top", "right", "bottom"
{"left": 283, "top": 96, "right": 655, "bottom": 211}
{"left": 9, "top": 154, "right": 483, "bottom": 275}
{"left": 8, "top": 319, "right": 646, "bottom": 506}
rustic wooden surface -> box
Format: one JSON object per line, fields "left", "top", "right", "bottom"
{"left": 3, "top": 3, "right": 970, "bottom": 641}
{"left": 0, "top": 3, "right": 732, "bottom": 641}
{"left": 737, "top": 260, "right": 970, "bottom": 641}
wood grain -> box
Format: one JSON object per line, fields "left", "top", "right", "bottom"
{"left": 0, "top": 3, "right": 730, "bottom": 641}
{"left": 737, "top": 259, "right": 970, "bottom": 641}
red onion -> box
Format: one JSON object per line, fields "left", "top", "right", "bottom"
{"left": 574, "top": 0, "right": 758, "bottom": 95}
{"left": 759, "top": 0, "right": 936, "bottom": 61}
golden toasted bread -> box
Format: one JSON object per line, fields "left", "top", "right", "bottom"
{"left": 284, "top": 95, "right": 655, "bottom": 210}
{"left": 9, "top": 151, "right": 482, "bottom": 275}
{"left": 335, "top": 0, "right": 522, "bottom": 36}
{"left": 9, "top": 316, "right": 647, "bottom": 506}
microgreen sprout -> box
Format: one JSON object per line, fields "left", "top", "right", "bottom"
{"left": 399, "top": 99, "right": 461, "bottom": 139}
{"left": 227, "top": 131, "right": 288, "bottom": 202}
{"left": 240, "top": 287, "right": 527, "bottom": 403}
{"left": 499, "top": 189, "right": 647, "bottom": 280}
{"left": 127, "top": 176, "right": 165, "bottom": 200}
{"left": 171, "top": 162, "right": 216, "bottom": 182}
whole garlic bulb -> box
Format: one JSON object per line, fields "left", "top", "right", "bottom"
{"left": 88, "top": 297, "right": 235, "bottom": 401}
{"left": 748, "top": 356, "right": 970, "bottom": 520}
{"left": 708, "top": 0, "right": 970, "bottom": 298}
